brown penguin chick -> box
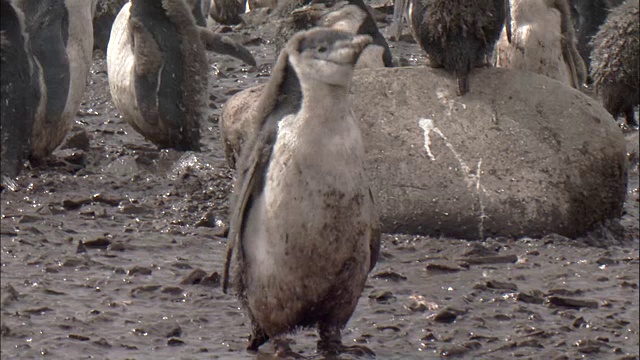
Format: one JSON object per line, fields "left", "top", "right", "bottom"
{"left": 496, "top": 0, "right": 587, "bottom": 89}
{"left": 209, "top": 0, "right": 244, "bottom": 25}
{"left": 107, "top": 0, "right": 255, "bottom": 151}
{"left": 394, "top": 0, "right": 511, "bottom": 96}
{"left": 222, "top": 28, "right": 381, "bottom": 357}
{"left": 590, "top": 0, "right": 639, "bottom": 128}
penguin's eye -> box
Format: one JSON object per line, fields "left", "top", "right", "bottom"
{"left": 317, "top": 46, "right": 327, "bottom": 53}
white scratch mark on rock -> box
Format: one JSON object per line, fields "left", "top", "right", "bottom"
{"left": 418, "top": 118, "right": 436, "bottom": 160}
{"left": 417, "top": 117, "right": 488, "bottom": 239}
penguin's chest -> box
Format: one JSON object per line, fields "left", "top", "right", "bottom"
{"left": 249, "top": 113, "right": 369, "bottom": 269}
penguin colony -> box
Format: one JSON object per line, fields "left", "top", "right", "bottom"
{"left": 1, "top": 0, "right": 638, "bottom": 356}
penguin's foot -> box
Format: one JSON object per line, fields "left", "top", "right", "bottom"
{"left": 273, "top": 337, "right": 304, "bottom": 359}
{"left": 318, "top": 326, "right": 375, "bottom": 358}
{"left": 247, "top": 326, "right": 269, "bottom": 352}
{"left": 425, "top": 56, "right": 442, "bottom": 68}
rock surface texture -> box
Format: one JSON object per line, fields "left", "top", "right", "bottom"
{"left": 350, "top": 66, "right": 627, "bottom": 238}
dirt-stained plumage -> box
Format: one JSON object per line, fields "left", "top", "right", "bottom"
{"left": 496, "top": 0, "right": 587, "bottom": 89}
{"left": 222, "top": 28, "right": 380, "bottom": 357}
{"left": 590, "top": 0, "right": 639, "bottom": 128}
{"left": 107, "top": 0, "right": 255, "bottom": 151}
{"left": 396, "top": 0, "right": 511, "bottom": 96}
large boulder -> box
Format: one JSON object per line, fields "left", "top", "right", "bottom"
{"left": 350, "top": 67, "right": 627, "bottom": 239}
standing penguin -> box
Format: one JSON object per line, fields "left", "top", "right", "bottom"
{"left": 223, "top": 28, "right": 380, "bottom": 357}
{"left": 1, "top": 0, "right": 96, "bottom": 170}
{"left": 394, "top": 0, "right": 511, "bottom": 96}
{"left": 14, "top": 0, "right": 97, "bottom": 161}
{"left": 107, "top": 0, "right": 255, "bottom": 151}
{"left": 0, "top": 0, "right": 42, "bottom": 179}
{"left": 590, "top": 0, "right": 639, "bottom": 128}
{"left": 496, "top": 0, "right": 587, "bottom": 90}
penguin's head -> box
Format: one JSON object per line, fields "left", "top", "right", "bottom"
{"left": 287, "top": 28, "right": 371, "bottom": 87}
{"left": 320, "top": 4, "right": 368, "bottom": 33}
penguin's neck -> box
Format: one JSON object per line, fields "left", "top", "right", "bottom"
{"left": 299, "top": 80, "right": 350, "bottom": 122}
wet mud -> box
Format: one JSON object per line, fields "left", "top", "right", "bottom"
{"left": 1, "top": 8, "right": 639, "bottom": 360}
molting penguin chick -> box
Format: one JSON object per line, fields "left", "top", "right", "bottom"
{"left": 107, "top": 0, "right": 256, "bottom": 151}
{"left": 220, "top": 0, "right": 391, "bottom": 170}
{"left": 496, "top": 0, "right": 587, "bottom": 90}
{"left": 11, "top": 0, "right": 97, "bottom": 161}
{"left": 223, "top": 28, "right": 381, "bottom": 357}
{"left": 275, "top": 0, "right": 392, "bottom": 68}
{"left": 395, "top": 0, "right": 511, "bottom": 96}
{"left": 1, "top": 0, "right": 42, "bottom": 179}
{"left": 209, "top": 0, "right": 244, "bottom": 25}
{"left": 590, "top": 0, "right": 639, "bottom": 128}
{"left": 93, "top": 0, "right": 127, "bottom": 52}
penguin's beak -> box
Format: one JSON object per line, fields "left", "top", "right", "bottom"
{"left": 393, "top": 0, "right": 409, "bottom": 41}
{"left": 199, "top": 28, "right": 257, "bottom": 66}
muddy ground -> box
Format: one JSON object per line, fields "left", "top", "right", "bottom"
{"left": 1, "top": 6, "right": 639, "bottom": 360}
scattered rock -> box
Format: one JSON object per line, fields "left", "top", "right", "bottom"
{"left": 167, "top": 338, "right": 185, "bottom": 346}
{"left": 107, "top": 242, "right": 125, "bottom": 251}
{"left": 127, "top": 266, "right": 152, "bottom": 276}
{"left": 425, "top": 262, "right": 467, "bottom": 273}
{"left": 516, "top": 290, "right": 545, "bottom": 304}
{"left": 372, "top": 269, "right": 407, "bottom": 281}
{"left": 440, "top": 344, "right": 470, "bottom": 357}
{"left": 180, "top": 268, "right": 208, "bottom": 285}
{"left": 83, "top": 238, "right": 111, "bottom": 249}
{"left": 459, "top": 254, "right": 518, "bottom": 265}
{"left": 547, "top": 296, "right": 599, "bottom": 309}
{"left": 486, "top": 280, "right": 518, "bottom": 291}
{"left": 433, "top": 309, "right": 458, "bottom": 324}
{"left": 68, "top": 334, "right": 90, "bottom": 341}
{"left": 76, "top": 241, "right": 87, "bottom": 254}
{"left": 368, "top": 290, "right": 395, "bottom": 302}
{"left": 61, "top": 128, "right": 91, "bottom": 151}
{"left": 200, "top": 272, "right": 221, "bottom": 287}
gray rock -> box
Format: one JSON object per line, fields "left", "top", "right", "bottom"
{"left": 350, "top": 67, "right": 627, "bottom": 239}
{"left": 222, "top": 66, "right": 627, "bottom": 239}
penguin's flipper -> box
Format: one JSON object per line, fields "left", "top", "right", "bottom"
{"left": 223, "top": 47, "right": 302, "bottom": 294}
{"left": 368, "top": 188, "right": 381, "bottom": 272}
{"left": 504, "top": 0, "right": 512, "bottom": 44}
{"left": 198, "top": 27, "right": 257, "bottom": 66}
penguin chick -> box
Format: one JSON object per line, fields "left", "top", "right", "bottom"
{"left": 496, "top": 0, "right": 587, "bottom": 89}
{"left": 395, "top": 0, "right": 511, "bottom": 96}
{"left": 275, "top": 0, "right": 393, "bottom": 68}
{"left": 590, "top": 0, "right": 639, "bottom": 128}
{"left": 220, "top": 0, "right": 391, "bottom": 170}
{"left": 1, "top": 0, "right": 43, "bottom": 178}
{"left": 223, "top": 28, "right": 381, "bottom": 357}
{"left": 107, "top": 0, "right": 255, "bottom": 151}
{"left": 209, "top": 0, "right": 244, "bottom": 25}
{"left": 12, "top": 0, "right": 96, "bottom": 161}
